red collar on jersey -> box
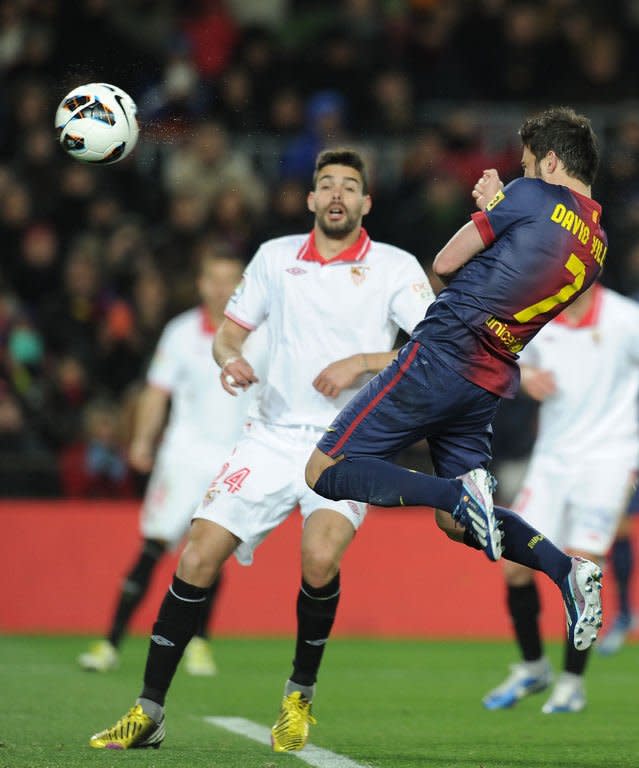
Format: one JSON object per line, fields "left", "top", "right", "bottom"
{"left": 553, "top": 283, "right": 603, "bottom": 328}
{"left": 200, "top": 307, "right": 217, "bottom": 335}
{"left": 297, "top": 228, "right": 371, "bottom": 265}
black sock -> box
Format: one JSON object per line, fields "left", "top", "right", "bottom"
{"left": 495, "top": 506, "right": 571, "bottom": 585}
{"left": 140, "top": 574, "right": 208, "bottom": 705}
{"left": 564, "top": 638, "right": 590, "bottom": 675}
{"left": 611, "top": 537, "right": 633, "bottom": 618}
{"left": 195, "top": 571, "right": 223, "bottom": 640}
{"left": 108, "top": 540, "right": 166, "bottom": 648}
{"left": 507, "top": 583, "right": 542, "bottom": 661}
{"left": 291, "top": 573, "right": 340, "bottom": 687}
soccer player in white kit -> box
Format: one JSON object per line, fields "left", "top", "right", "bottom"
{"left": 483, "top": 281, "right": 639, "bottom": 713}
{"left": 88, "top": 148, "right": 434, "bottom": 751}
{"left": 78, "top": 248, "right": 264, "bottom": 676}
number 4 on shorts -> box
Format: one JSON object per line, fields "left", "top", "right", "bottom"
{"left": 223, "top": 468, "right": 251, "bottom": 493}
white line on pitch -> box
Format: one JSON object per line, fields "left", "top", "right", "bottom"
{"left": 204, "top": 716, "right": 370, "bottom": 768}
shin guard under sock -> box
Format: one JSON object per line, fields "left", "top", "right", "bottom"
{"left": 507, "top": 582, "right": 542, "bottom": 661}
{"left": 140, "top": 574, "right": 208, "bottom": 705}
{"left": 495, "top": 506, "right": 571, "bottom": 585}
{"left": 195, "top": 571, "right": 223, "bottom": 640}
{"left": 291, "top": 573, "right": 341, "bottom": 687}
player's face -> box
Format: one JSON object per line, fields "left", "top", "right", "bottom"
{"left": 308, "top": 164, "right": 372, "bottom": 238}
{"left": 521, "top": 145, "right": 541, "bottom": 179}
{"left": 198, "top": 258, "right": 243, "bottom": 313}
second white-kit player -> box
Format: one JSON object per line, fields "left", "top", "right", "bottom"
{"left": 78, "top": 248, "right": 265, "bottom": 676}
{"left": 484, "top": 281, "right": 639, "bottom": 714}
{"left": 88, "top": 148, "right": 434, "bottom": 752}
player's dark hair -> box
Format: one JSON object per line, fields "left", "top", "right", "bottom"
{"left": 519, "top": 107, "right": 599, "bottom": 186}
{"left": 195, "top": 236, "right": 243, "bottom": 274}
{"left": 313, "top": 148, "right": 369, "bottom": 194}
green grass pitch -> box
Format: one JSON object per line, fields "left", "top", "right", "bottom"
{"left": 2, "top": 634, "right": 637, "bottom": 768}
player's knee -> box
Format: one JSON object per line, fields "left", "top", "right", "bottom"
{"left": 305, "top": 448, "right": 335, "bottom": 490}
{"left": 178, "top": 540, "right": 218, "bottom": 588}
{"left": 503, "top": 560, "right": 533, "bottom": 587}
{"left": 301, "top": 546, "right": 340, "bottom": 588}
{"left": 434, "top": 508, "right": 464, "bottom": 541}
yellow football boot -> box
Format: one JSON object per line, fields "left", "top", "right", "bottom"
{"left": 271, "top": 691, "right": 317, "bottom": 752}
{"left": 184, "top": 636, "right": 217, "bottom": 676}
{"left": 77, "top": 639, "right": 118, "bottom": 672}
{"left": 89, "top": 704, "right": 165, "bottom": 750}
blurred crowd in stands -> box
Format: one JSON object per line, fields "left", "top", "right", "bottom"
{"left": 3, "top": 0, "right": 639, "bottom": 497}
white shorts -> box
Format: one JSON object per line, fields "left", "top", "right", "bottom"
{"left": 141, "top": 444, "right": 235, "bottom": 547}
{"left": 512, "top": 452, "right": 636, "bottom": 556}
{"left": 192, "top": 420, "right": 367, "bottom": 565}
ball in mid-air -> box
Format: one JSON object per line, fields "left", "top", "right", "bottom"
{"left": 55, "top": 82, "right": 139, "bottom": 165}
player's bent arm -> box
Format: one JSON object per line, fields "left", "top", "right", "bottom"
{"left": 129, "top": 384, "right": 170, "bottom": 472}
{"left": 213, "top": 318, "right": 259, "bottom": 396}
{"left": 312, "top": 351, "right": 397, "bottom": 398}
{"left": 432, "top": 221, "right": 486, "bottom": 282}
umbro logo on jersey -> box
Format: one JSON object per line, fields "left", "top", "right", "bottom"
{"left": 151, "top": 635, "right": 175, "bottom": 647}
{"left": 286, "top": 267, "right": 307, "bottom": 275}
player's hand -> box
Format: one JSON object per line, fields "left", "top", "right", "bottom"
{"left": 313, "top": 355, "right": 366, "bottom": 398}
{"left": 129, "top": 438, "right": 155, "bottom": 473}
{"left": 520, "top": 367, "right": 557, "bottom": 401}
{"left": 220, "top": 356, "right": 258, "bottom": 396}
{"left": 472, "top": 169, "right": 504, "bottom": 211}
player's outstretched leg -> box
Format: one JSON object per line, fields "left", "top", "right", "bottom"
{"left": 560, "top": 557, "right": 603, "bottom": 650}
{"left": 453, "top": 468, "right": 502, "bottom": 561}
{"left": 89, "top": 704, "right": 165, "bottom": 750}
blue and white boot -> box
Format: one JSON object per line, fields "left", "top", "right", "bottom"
{"left": 483, "top": 658, "right": 552, "bottom": 710}
{"left": 454, "top": 468, "right": 502, "bottom": 561}
{"left": 542, "top": 672, "right": 586, "bottom": 714}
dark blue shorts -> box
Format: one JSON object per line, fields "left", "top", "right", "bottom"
{"left": 318, "top": 341, "right": 500, "bottom": 479}
{"left": 626, "top": 480, "right": 639, "bottom": 516}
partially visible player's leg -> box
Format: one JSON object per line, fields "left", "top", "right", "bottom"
{"left": 483, "top": 561, "right": 552, "bottom": 710}
{"left": 78, "top": 538, "right": 167, "bottom": 672}
{"left": 272, "top": 505, "right": 359, "bottom": 753}
{"left": 599, "top": 511, "right": 636, "bottom": 655}
{"left": 89, "top": 519, "right": 238, "bottom": 750}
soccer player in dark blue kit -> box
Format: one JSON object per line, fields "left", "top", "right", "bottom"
{"left": 303, "top": 107, "right": 605, "bottom": 720}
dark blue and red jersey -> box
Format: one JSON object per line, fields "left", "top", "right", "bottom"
{"left": 412, "top": 177, "right": 607, "bottom": 398}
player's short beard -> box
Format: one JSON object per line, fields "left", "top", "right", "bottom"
{"left": 316, "top": 209, "right": 359, "bottom": 239}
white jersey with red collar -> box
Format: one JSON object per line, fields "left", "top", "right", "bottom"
{"left": 224, "top": 229, "right": 433, "bottom": 429}
{"left": 147, "top": 306, "right": 265, "bottom": 456}
{"left": 518, "top": 285, "right": 639, "bottom": 462}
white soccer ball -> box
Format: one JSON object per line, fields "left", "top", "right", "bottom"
{"left": 55, "top": 82, "right": 139, "bottom": 165}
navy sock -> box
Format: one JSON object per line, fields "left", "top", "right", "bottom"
{"left": 315, "top": 456, "right": 462, "bottom": 511}
{"left": 291, "top": 574, "right": 341, "bottom": 687}
{"left": 610, "top": 537, "right": 633, "bottom": 618}
{"left": 507, "top": 583, "right": 542, "bottom": 661}
{"left": 495, "top": 506, "right": 571, "bottom": 586}
{"left": 140, "top": 574, "right": 208, "bottom": 705}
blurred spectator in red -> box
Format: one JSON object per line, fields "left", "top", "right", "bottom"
{"left": 60, "top": 397, "right": 135, "bottom": 498}
{"left": 179, "top": 0, "right": 238, "bottom": 80}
